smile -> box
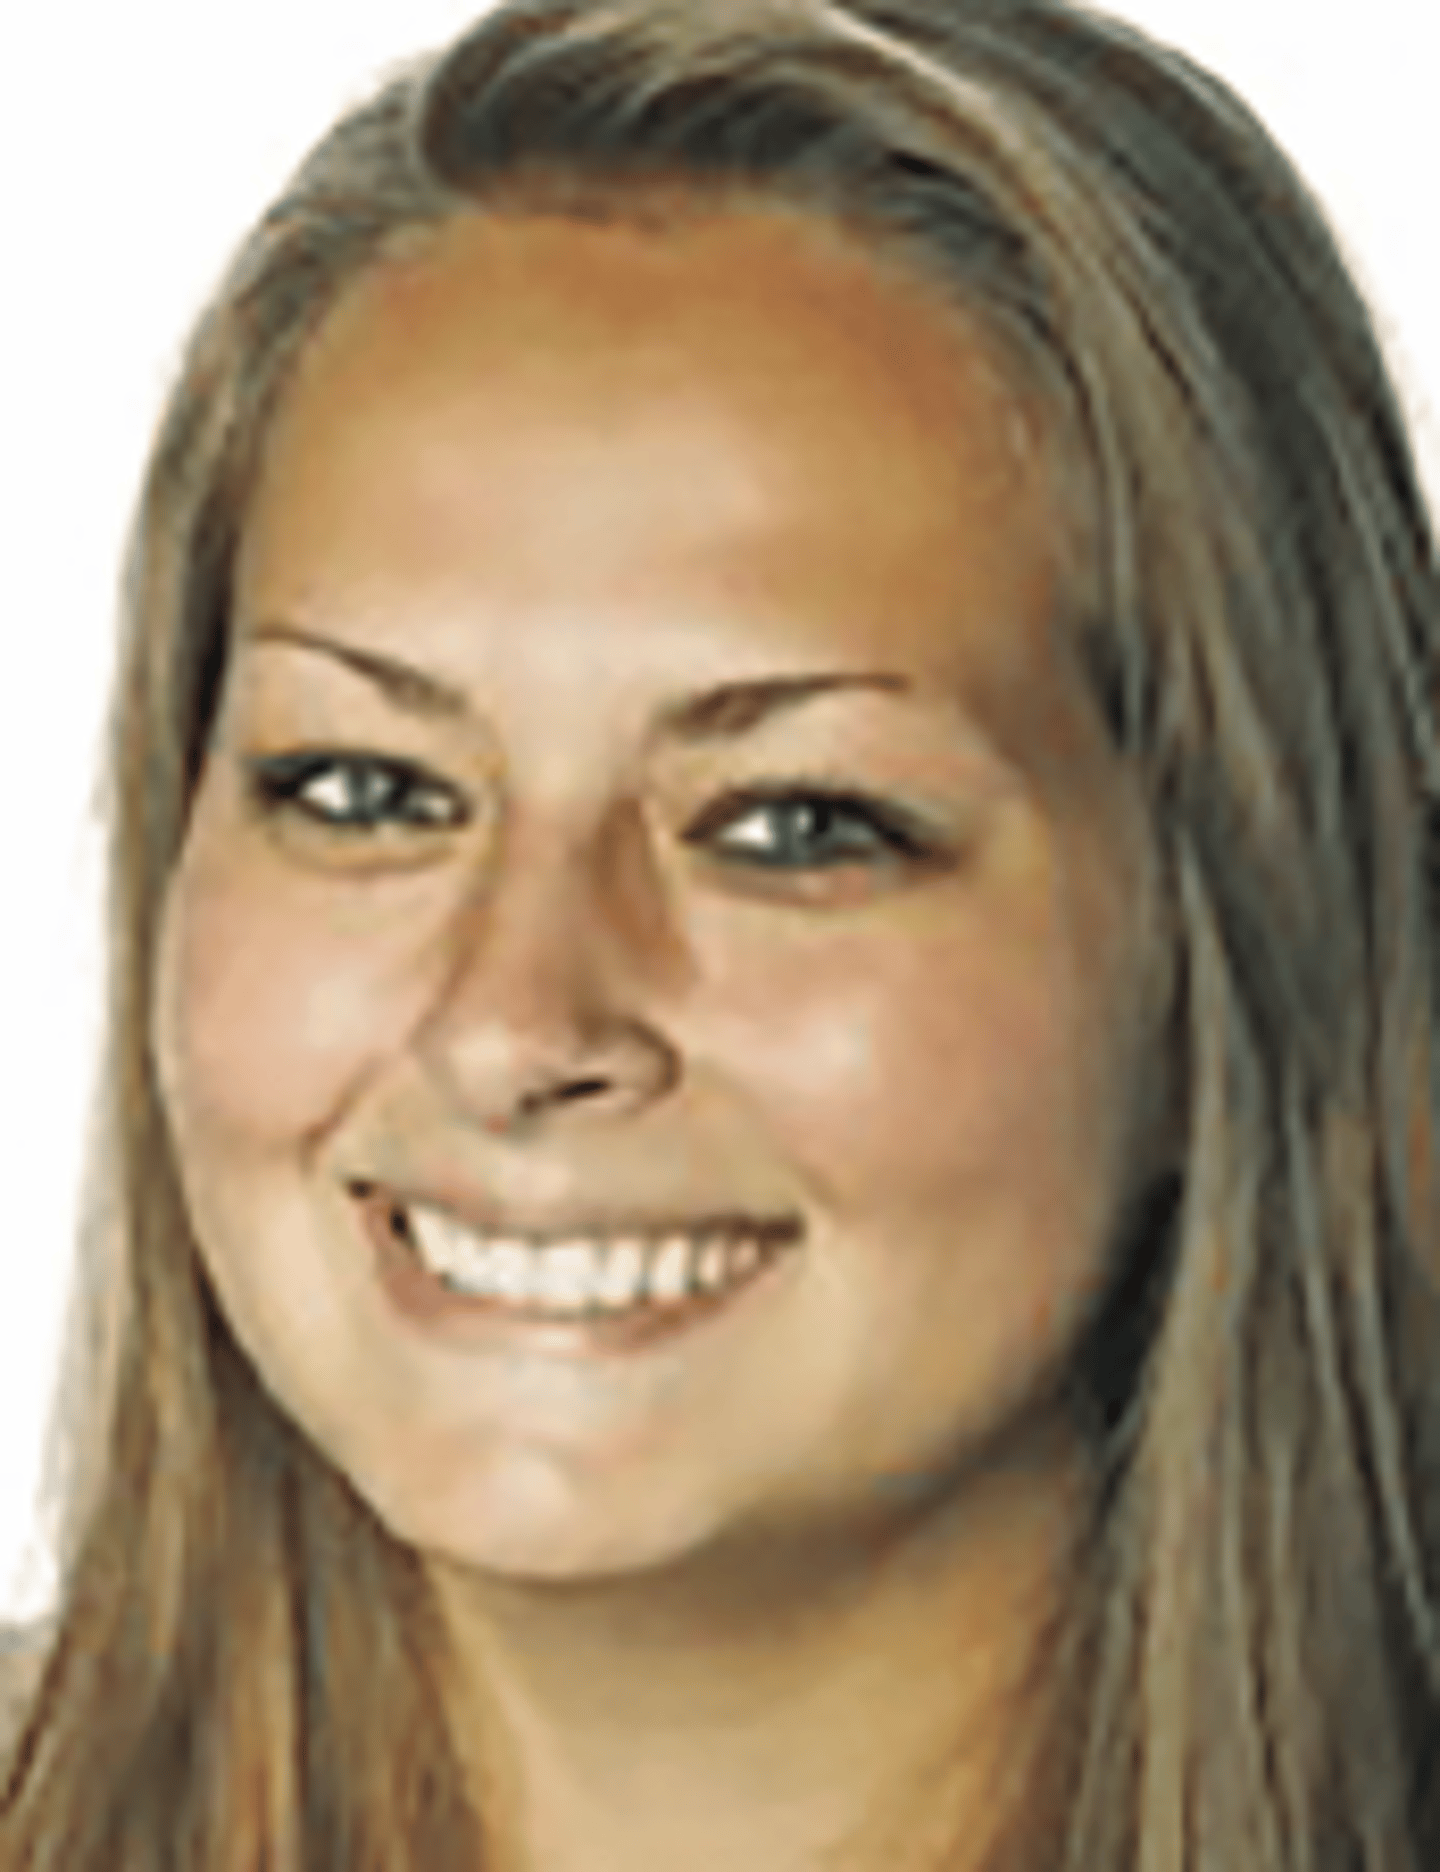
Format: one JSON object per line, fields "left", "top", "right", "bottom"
{"left": 366, "top": 1187, "right": 803, "bottom": 1333}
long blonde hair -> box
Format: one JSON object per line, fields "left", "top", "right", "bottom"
{"left": 4, "top": 2, "right": 1439, "bottom": 1865}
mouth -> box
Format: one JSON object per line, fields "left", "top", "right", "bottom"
{"left": 352, "top": 1182, "right": 803, "bottom": 1343}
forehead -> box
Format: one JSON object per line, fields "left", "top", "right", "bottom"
{"left": 236, "top": 202, "right": 1098, "bottom": 788}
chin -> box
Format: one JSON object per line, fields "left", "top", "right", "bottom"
{"left": 352, "top": 1441, "right": 740, "bottom": 1588}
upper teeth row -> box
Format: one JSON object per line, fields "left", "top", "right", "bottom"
{"left": 406, "top": 1207, "right": 773, "bottom": 1313}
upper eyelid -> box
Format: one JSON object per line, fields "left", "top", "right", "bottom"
{"left": 247, "top": 748, "right": 451, "bottom": 785}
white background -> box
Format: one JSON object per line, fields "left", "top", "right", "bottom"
{"left": 2, "top": 1, "right": 1437, "bottom": 1623}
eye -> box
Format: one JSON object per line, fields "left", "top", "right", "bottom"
{"left": 686, "top": 786, "right": 937, "bottom": 872}
{"left": 245, "top": 750, "right": 469, "bottom": 835}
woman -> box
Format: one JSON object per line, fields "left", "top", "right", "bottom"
{"left": 3, "top": 0, "right": 1438, "bottom": 1865}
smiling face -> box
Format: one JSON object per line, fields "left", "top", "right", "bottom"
{"left": 152, "top": 203, "right": 1164, "bottom": 1586}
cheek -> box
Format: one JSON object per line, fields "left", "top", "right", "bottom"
{"left": 693, "top": 908, "right": 1100, "bottom": 1212}
{"left": 152, "top": 842, "right": 443, "bottom": 1151}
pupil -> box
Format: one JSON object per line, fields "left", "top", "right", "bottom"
{"left": 791, "top": 801, "right": 841, "bottom": 850}
{"left": 361, "top": 768, "right": 393, "bottom": 816}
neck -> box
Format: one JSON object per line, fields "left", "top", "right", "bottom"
{"left": 428, "top": 1425, "right": 1090, "bottom": 1872}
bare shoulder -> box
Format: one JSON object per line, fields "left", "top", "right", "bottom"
{"left": 0, "top": 1622, "right": 51, "bottom": 1755}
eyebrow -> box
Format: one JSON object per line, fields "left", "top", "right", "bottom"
{"left": 655, "top": 670, "right": 912, "bottom": 741}
{"left": 247, "top": 620, "right": 913, "bottom": 740}
{"left": 250, "top": 621, "right": 473, "bottom": 720}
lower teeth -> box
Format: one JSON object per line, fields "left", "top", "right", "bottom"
{"left": 434, "top": 1274, "right": 715, "bottom": 1316}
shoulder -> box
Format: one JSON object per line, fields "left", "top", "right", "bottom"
{"left": 0, "top": 1622, "right": 50, "bottom": 1756}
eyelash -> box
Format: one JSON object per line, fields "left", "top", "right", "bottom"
{"left": 244, "top": 752, "right": 941, "bottom": 875}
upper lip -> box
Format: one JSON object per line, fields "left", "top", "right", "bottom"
{"left": 348, "top": 1179, "right": 802, "bottom": 1248}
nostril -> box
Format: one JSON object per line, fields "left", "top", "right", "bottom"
{"left": 519, "top": 1074, "right": 613, "bottom": 1115}
{"left": 421, "top": 993, "right": 682, "bottom": 1134}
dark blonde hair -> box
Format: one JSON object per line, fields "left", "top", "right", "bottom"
{"left": 4, "top": 2, "right": 1439, "bottom": 1866}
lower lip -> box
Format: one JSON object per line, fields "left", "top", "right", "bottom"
{"left": 364, "top": 1199, "right": 799, "bottom": 1356}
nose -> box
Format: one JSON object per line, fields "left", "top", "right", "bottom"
{"left": 415, "top": 825, "right": 682, "bottom": 1137}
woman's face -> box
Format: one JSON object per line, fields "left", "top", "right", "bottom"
{"left": 154, "top": 204, "right": 1163, "bottom": 1584}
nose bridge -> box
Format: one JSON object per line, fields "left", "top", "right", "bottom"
{"left": 417, "top": 801, "right": 682, "bottom": 1128}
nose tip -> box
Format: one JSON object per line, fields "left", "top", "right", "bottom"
{"left": 455, "top": 1015, "right": 681, "bottom": 1138}
{"left": 415, "top": 849, "right": 682, "bottom": 1137}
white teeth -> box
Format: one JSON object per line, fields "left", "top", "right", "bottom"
{"left": 401, "top": 1205, "right": 785, "bottom": 1317}
{"left": 489, "top": 1240, "right": 534, "bottom": 1306}
{"left": 534, "top": 1240, "right": 602, "bottom": 1309}
{"left": 595, "top": 1237, "right": 647, "bottom": 1311}
{"left": 731, "top": 1234, "right": 763, "bottom": 1278}
{"left": 647, "top": 1234, "right": 693, "bottom": 1305}
{"left": 408, "top": 1208, "right": 473, "bottom": 1283}
{"left": 697, "top": 1237, "right": 729, "bottom": 1292}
